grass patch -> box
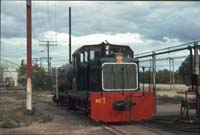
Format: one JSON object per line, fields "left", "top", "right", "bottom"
{"left": 0, "top": 108, "right": 53, "bottom": 128}
{"left": 173, "top": 95, "right": 184, "bottom": 100}
{"left": 0, "top": 119, "right": 19, "bottom": 128}
{"left": 0, "top": 91, "right": 53, "bottom": 128}
{"left": 158, "top": 94, "right": 184, "bottom": 101}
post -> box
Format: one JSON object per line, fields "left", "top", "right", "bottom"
{"left": 26, "top": 0, "right": 32, "bottom": 111}
{"left": 172, "top": 58, "right": 175, "bottom": 89}
{"left": 39, "top": 41, "right": 57, "bottom": 73}
{"left": 69, "top": 7, "right": 72, "bottom": 64}
{"left": 49, "top": 57, "right": 52, "bottom": 76}
{"left": 169, "top": 57, "right": 172, "bottom": 90}
{"left": 194, "top": 42, "right": 199, "bottom": 75}
{"left": 189, "top": 46, "right": 193, "bottom": 89}
{"left": 55, "top": 68, "right": 58, "bottom": 101}
{"left": 152, "top": 51, "right": 156, "bottom": 113}
{"left": 0, "top": 0, "right": 1, "bottom": 67}
{"left": 40, "top": 57, "right": 42, "bottom": 67}
{"left": 194, "top": 41, "right": 200, "bottom": 118}
{"left": 149, "top": 59, "right": 152, "bottom": 90}
{"left": 47, "top": 41, "right": 50, "bottom": 73}
{"left": 142, "top": 66, "right": 145, "bottom": 94}
{"left": 149, "top": 66, "right": 151, "bottom": 92}
{"left": 0, "top": 0, "right": 2, "bottom": 85}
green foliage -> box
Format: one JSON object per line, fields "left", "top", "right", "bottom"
{"left": 178, "top": 56, "right": 191, "bottom": 85}
{"left": 139, "top": 69, "right": 183, "bottom": 84}
{"left": 156, "top": 69, "right": 170, "bottom": 84}
{"left": 18, "top": 65, "right": 53, "bottom": 90}
{"left": 0, "top": 119, "right": 19, "bottom": 128}
{"left": 140, "top": 56, "right": 193, "bottom": 84}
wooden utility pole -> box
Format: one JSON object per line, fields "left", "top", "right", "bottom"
{"left": 39, "top": 41, "right": 57, "bottom": 73}
{"left": 55, "top": 68, "right": 58, "bottom": 101}
{"left": 32, "top": 58, "right": 40, "bottom": 66}
{"left": 0, "top": 0, "right": 1, "bottom": 66}
{"left": 69, "top": 7, "right": 72, "bottom": 64}
{"left": 26, "top": 0, "right": 32, "bottom": 112}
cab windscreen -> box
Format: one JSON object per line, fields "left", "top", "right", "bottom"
{"left": 102, "top": 63, "right": 138, "bottom": 91}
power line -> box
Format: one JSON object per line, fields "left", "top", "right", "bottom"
{"left": 33, "top": 2, "right": 43, "bottom": 36}
{"left": 36, "top": 1, "right": 46, "bottom": 34}
{"left": 54, "top": 1, "right": 57, "bottom": 41}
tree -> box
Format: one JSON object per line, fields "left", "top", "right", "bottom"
{"left": 178, "top": 56, "right": 191, "bottom": 85}
{"left": 18, "top": 65, "right": 53, "bottom": 90}
{"left": 139, "top": 68, "right": 183, "bottom": 84}
{"left": 178, "top": 55, "right": 200, "bottom": 85}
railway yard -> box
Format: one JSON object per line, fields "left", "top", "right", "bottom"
{"left": 0, "top": 87, "right": 199, "bottom": 135}
{"left": 1, "top": 1, "right": 200, "bottom": 135}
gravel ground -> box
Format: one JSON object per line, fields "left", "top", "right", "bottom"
{"left": 0, "top": 90, "right": 199, "bottom": 135}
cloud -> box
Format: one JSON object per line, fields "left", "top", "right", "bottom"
{"left": 1, "top": 1, "right": 199, "bottom": 70}
{"left": 2, "top": 31, "right": 189, "bottom": 70}
{"left": 1, "top": 1, "right": 200, "bottom": 41}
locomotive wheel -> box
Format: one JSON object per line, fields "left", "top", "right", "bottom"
{"left": 85, "top": 101, "right": 91, "bottom": 116}
{"left": 67, "top": 97, "right": 77, "bottom": 110}
{"left": 52, "top": 95, "right": 59, "bottom": 106}
{"left": 59, "top": 96, "right": 65, "bottom": 106}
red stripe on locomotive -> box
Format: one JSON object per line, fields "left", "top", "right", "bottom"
{"left": 90, "top": 92, "right": 154, "bottom": 122}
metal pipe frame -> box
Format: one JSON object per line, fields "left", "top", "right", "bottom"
{"left": 136, "top": 43, "right": 200, "bottom": 59}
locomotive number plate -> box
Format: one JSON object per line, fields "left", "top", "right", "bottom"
{"left": 95, "top": 97, "right": 106, "bottom": 104}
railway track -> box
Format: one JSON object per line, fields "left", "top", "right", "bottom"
{"left": 102, "top": 124, "right": 128, "bottom": 135}
{"left": 101, "top": 117, "right": 200, "bottom": 135}
{"left": 101, "top": 122, "right": 176, "bottom": 135}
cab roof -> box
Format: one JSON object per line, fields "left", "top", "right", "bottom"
{"left": 72, "top": 42, "right": 133, "bottom": 56}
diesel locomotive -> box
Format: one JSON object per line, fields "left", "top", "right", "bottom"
{"left": 53, "top": 42, "right": 155, "bottom": 122}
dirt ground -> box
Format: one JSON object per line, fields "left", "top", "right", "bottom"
{"left": 141, "top": 84, "right": 196, "bottom": 99}
{"left": 0, "top": 88, "right": 199, "bottom": 135}
{"left": 0, "top": 90, "right": 110, "bottom": 135}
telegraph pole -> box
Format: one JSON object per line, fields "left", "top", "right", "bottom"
{"left": 26, "top": 0, "right": 32, "bottom": 112}
{"left": 32, "top": 58, "right": 40, "bottom": 66}
{"left": 39, "top": 41, "right": 57, "bottom": 73}
{"left": 69, "top": 7, "right": 72, "bottom": 64}
{"left": 0, "top": 0, "right": 1, "bottom": 66}
{"left": 0, "top": 0, "right": 2, "bottom": 83}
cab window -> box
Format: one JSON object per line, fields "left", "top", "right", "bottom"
{"left": 90, "top": 50, "right": 95, "bottom": 60}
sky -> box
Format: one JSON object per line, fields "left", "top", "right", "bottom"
{"left": 1, "top": 1, "right": 200, "bottom": 70}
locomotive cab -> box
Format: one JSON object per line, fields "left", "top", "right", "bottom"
{"left": 71, "top": 42, "right": 138, "bottom": 92}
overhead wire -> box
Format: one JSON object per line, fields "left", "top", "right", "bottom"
{"left": 37, "top": 1, "right": 47, "bottom": 37}
{"left": 54, "top": 1, "right": 57, "bottom": 41}
{"left": 33, "top": 2, "right": 43, "bottom": 38}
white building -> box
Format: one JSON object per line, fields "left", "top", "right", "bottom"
{"left": 0, "top": 59, "right": 19, "bottom": 86}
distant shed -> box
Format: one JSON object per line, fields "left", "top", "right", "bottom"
{"left": 0, "top": 59, "right": 19, "bottom": 86}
